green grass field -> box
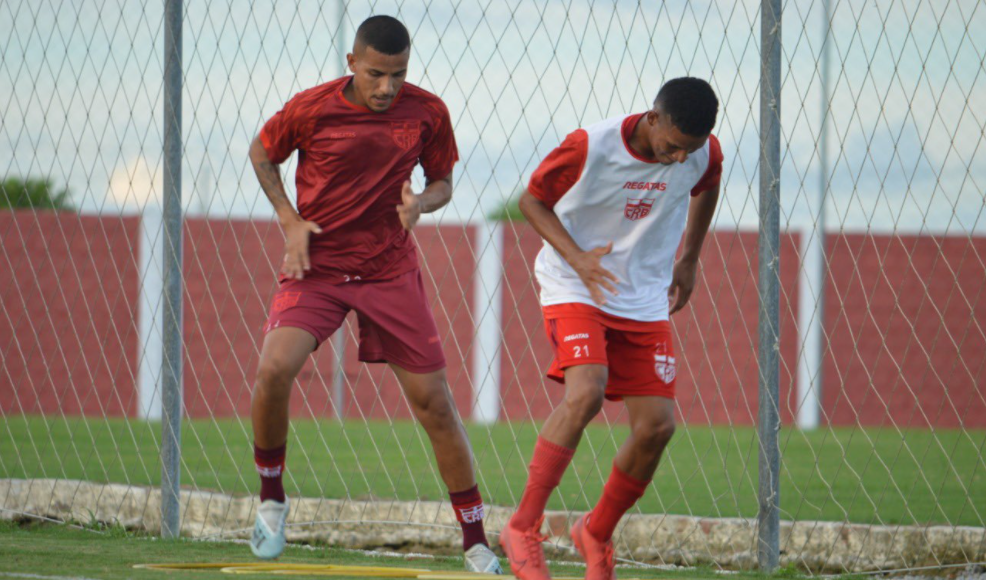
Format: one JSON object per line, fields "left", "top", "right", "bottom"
{"left": 2, "top": 519, "right": 782, "bottom": 580}
{"left": 2, "top": 416, "right": 983, "bottom": 527}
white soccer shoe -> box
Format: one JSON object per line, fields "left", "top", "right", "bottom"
{"left": 464, "top": 543, "right": 504, "bottom": 574}
{"left": 250, "top": 499, "right": 289, "bottom": 560}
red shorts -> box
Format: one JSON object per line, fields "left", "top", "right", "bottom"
{"left": 543, "top": 303, "right": 676, "bottom": 400}
{"left": 263, "top": 269, "right": 446, "bottom": 374}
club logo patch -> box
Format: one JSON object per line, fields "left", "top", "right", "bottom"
{"left": 654, "top": 354, "right": 677, "bottom": 383}
{"left": 624, "top": 197, "right": 656, "bottom": 221}
{"left": 272, "top": 291, "right": 302, "bottom": 312}
{"left": 391, "top": 121, "right": 421, "bottom": 151}
{"left": 457, "top": 503, "right": 485, "bottom": 524}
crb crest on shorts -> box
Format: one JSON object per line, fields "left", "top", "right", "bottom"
{"left": 654, "top": 353, "right": 676, "bottom": 383}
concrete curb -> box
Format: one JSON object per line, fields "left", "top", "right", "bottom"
{"left": 2, "top": 479, "right": 983, "bottom": 572}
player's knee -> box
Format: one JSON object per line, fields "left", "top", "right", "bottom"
{"left": 255, "top": 356, "right": 298, "bottom": 396}
{"left": 411, "top": 389, "right": 457, "bottom": 429}
{"left": 635, "top": 416, "right": 676, "bottom": 449}
{"left": 563, "top": 383, "right": 605, "bottom": 426}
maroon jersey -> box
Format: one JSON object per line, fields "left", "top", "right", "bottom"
{"left": 260, "top": 76, "right": 459, "bottom": 283}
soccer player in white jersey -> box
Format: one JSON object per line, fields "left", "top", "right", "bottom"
{"left": 499, "top": 77, "right": 723, "bottom": 580}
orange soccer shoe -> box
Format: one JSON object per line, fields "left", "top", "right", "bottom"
{"left": 499, "top": 515, "right": 551, "bottom": 580}
{"left": 570, "top": 514, "right": 615, "bottom": 580}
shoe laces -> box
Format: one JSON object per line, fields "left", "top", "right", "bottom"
{"left": 593, "top": 543, "right": 615, "bottom": 579}
{"left": 521, "top": 519, "right": 549, "bottom": 566}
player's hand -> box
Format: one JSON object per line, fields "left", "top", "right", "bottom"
{"left": 396, "top": 181, "right": 421, "bottom": 231}
{"left": 569, "top": 242, "right": 620, "bottom": 305}
{"left": 281, "top": 216, "right": 322, "bottom": 280}
{"left": 668, "top": 257, "right": 698, "bottom": 315}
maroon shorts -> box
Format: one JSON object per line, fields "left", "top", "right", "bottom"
{"left": 263, "top": 269, "right": 446, "bottom": 374}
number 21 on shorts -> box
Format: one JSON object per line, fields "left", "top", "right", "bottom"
{"left": 573, "top": 345, "right": 590, "bottom": 358}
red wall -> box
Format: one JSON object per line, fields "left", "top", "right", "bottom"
{"left": 823, "top": 234, "right": 986, "bottom": 428}
{"left": 0, "top": 211, "right": 139, "bottom": 417}
{"left": 2, "top": 211, "right": 984, "bottom": 428}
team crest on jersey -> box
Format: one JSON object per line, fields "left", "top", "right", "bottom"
{"left": 272, "top": 291, "right": 302, "bottom": 312}
{"left": 391, "top": 121, "right": 421, "bottom": 150}
{"left": 624, "top": 197, "right": 656, "bottom": 221}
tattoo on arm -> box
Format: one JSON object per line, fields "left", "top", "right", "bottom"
{"left": 250, "top": 137, "right": 298, "bottom": 222}
{"left": 255, "top": 159, "right": 292, "bottom": 212}
{"left": 418, "top": 173, "right": 454, "bottom": 214}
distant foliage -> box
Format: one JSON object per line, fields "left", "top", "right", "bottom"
{"left": 488, "top": 193, "right": 525, "bottom": 222}
{"left": 0, "top": 177, "right": 73, "bottom": 210}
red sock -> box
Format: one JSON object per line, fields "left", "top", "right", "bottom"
{"left": 255, "top": 443, "right": 286, "bottom": 503}
{"left": 510, "top": 437, "right": 576, "bottom": 529}
{"left": 449, "top": 485, "right": 488, "bottom": 550}
{"left": 586, "top": 462, "right": 650, "bottom": 542}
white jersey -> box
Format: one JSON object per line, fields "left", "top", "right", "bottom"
{"left": 530, "top": 113, "right": 722, "bottom": 322}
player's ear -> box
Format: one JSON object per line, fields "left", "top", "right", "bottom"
{"left": 646, "top": 110, "right": 660, "bottom": 127}
{"left": 346, "top": 52, "right": 357, "bottom": 73}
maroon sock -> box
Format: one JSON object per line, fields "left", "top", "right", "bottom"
{"left": 449, "top": 484, "right": 489, "bottom": 551}
{"left": 254, "top": 443, "right": 286, "bottom": 503}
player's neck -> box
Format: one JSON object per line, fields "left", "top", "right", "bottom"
{"left": 627, "top": 118, "right": 658, "bottom": 162}
{"left": 342, "top": 80, "right": 369, "bottom": 110}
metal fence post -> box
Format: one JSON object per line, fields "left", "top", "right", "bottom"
{"left": 758, "top": 0, "right": 782, "bottom": 571}
{"left": 161, "top": 0, "right": 184, "bottom": 540}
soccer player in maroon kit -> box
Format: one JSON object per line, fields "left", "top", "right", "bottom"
{"left": 247, "top": 16, "right": 501, "bottom": 572}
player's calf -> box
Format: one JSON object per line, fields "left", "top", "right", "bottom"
{"left": 391, "top": 365, "right": 496, "bottom": 564}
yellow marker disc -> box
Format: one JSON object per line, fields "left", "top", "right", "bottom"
{"left": 224, "top": 565, "right": 427, "bottom": 577}
{"left": 136, "top": 563, "right": 261, "bottom": 570}
{"left": 136, "top": 561, "right": 646, "bottom": 580}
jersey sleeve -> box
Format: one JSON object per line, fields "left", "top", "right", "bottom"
{"left": 420, "top": 99, "right": 459, "bottom": 182}
{"left": 690, "top": 134, "right": 723, "bottom": 196}
{"left": 259, "top": 91, "right": 321, "bottom": 164}
{"left": 527, "top": 129, "right": 588, "bottom": 209}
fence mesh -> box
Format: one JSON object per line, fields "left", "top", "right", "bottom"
{"left": 1, "top": 0, "right": 984, "bottom": 573}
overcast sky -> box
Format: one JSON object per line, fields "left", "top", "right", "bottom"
{"left": 2, "top": 0, "right": 983, "bottom": 234}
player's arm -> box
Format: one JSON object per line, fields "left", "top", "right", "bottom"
{"left": 396, "top": 172, "right": 453, "bottom": 231}
{"left": 518, "top": 190, "right": 618, "bottom": 306}
{"left": 249, "top": 135, "right": 322, "bottom": 280}
{"left": 668, "top": 184, "right": 720, "bottom": 314}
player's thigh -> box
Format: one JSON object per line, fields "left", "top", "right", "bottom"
{"left": 256, "top": 327, "right": 318, "bottom": 387}
{"left": 352, "top": 270, "right": 446, "bottom": 374}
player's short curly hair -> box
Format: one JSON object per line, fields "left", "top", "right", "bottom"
{"left": 654, "top": 77, "right": 719, "bottom": 136}
{"left": 355, "top": 15, "right": 411, "bottom": 55}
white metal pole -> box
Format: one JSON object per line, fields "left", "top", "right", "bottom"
{"left": 796, "top": 0, "right": 831, "bottom": 431}
{"left": 138, "top": 207, "right": 164, "bottom": 421}
{"left": 471, "top": 219, "right": 503, "bottom": 424}
{"left": 797, "top": 229, "right": 822, "bottom": 429}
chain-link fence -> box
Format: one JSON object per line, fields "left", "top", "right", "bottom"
{"left": 1, "top": 0, "right": 984, "bottom": 574}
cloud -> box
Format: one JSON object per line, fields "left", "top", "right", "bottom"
{"left": 108, "top": 156, "right": 163, "bottom": 211}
